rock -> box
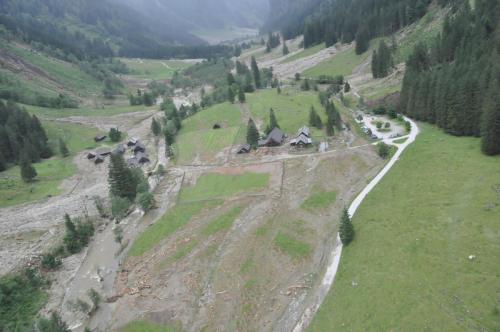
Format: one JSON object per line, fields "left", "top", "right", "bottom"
{"left": 468, "top": 255, "right": 476, "bottom": 260}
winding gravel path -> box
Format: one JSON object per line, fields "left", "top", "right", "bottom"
{"left": 292, "top": 116, "right": 419, "bottom": 332}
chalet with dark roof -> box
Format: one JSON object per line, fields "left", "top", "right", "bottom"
{"left": 290, "top": 126, "right": 312, "bottom": 147}
{"left": 133, "top": 142, "right": 146, "bottom": 153}
{"left": 127, "top": 137, "right": 139, "bottom": 147}
{"left": 258, "top": 127, "right": 285, "bottom": 147}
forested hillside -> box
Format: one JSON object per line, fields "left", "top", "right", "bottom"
{"left": 118, "top": 0, "right": 269, "bottom": 32}
{"left": 0, "top": 0, "right": 234, "bottom": 59}
{"left": 400, "top": 0, "right": 500, "bottom": 155}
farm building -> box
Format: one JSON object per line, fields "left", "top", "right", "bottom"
{"left": 133, "top": 142, "right": 146, "bottom": 153}
{"left": 87, "top": 151, "right": 97, "bottom": 159}
{"left": 136, "top": 152, "right": 150, "bottom": 164}
{"left": 94, "top": 135, "right": 107, "bottom": 142}
{"left": 258, "top": 128, "right": 285, "bottom": 147}
{"left": 127, "top": 137, "right": 139, "bottom": 147}
{"left": 95, "top": 147, "right": 111, "bottom": 156}
{"left": 290, "top": 126, "right": 312, "bottom": 147}
{"left": 237, "top": 144, "right": 251, "bottom": 154}
{"left": 94, "top": 155, "right": 105, "bottom": 164}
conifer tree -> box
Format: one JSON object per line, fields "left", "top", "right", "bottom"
{"left": 227, "top": 72, "right": 235, "bottom": 85}
{"left": 251, "top": 56, "right": 261, "bottom": 89}
{"left": 344, "top": 81, "right": 351, "bottom": 93}
{"left": 283, "top": 41, "right": 289, "bottom": 56}
{"left": 269, "top": 108, "right": 280, "bottom": 130}
{"left": 238, "top": 88, "right": 246, "bottom": 103}
{"left": 0, "top": 151, "right": 5, "bottom": 172}
{"left": 108, "top": 153, "right": 137, "bottom": 201}
{"left": 481, "top": 77, "right": 500, "bottom": 155}
{"left": 355, "top": 25, "right": 370, "bottom": 55}
{"left": 339, "top": 208, "right": 354, "bottom": 245}
{"left": 164, "top": 128, "right": 175, "bottom": 146}
{"left": 20, "top": 149, "right": 37, "bottom": 183}
{"left": 58, "top": 138, "right": 69, "bottom": 157}
{"left": 228, "top": 87, "right": 235, "bottom": 104}
{"left": 246, "top": 118, "right": 259, "bottom": 148}
{"left": 151, "top": 118, "right": 161, "bottom": 136}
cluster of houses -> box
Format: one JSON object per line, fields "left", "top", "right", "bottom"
{"left": 87, "top": 136, "right": 150, "bottom": 166}
{"left": 237, "top": 126, "right": 313, "bottom": 154}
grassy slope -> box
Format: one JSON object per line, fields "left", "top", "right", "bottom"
{"left": 246, "top": 88, "right": 325, "bottom": 137}
{"left": 174, "top": 102, "right": 242, "bottom": 164}
{"left": 119, "top": 58, "right": 191, "bottom": 80}
{"left": 303, "top": 42, "right": 374, "bottom": 78}
{"left": 179, "top": 172, "right": 269, "bottom": 202}
{"left": 309, "top": 124, "right": 500, "bottom": 331}
{"left": 23, "top": 103, "right": 149, "bottom": 118}
{"left": 0, "top": 40, "right": 102, "bottom": 98}
{"left": 281, "top": 43, "right": 326, "bottom": 64}
{"left": 129, "top": 200, "right": 222, "bottom": 257}
{"left": 0, "top": 121, "right": 100, "bottom": 208}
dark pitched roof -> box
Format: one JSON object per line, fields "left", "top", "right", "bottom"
{"left": 95, "top": 147, "right": 111, "bottom": 156}
{"left": 94, "top": 135, "right": 107, "bottom": 142}
{"left": 237, "top": 144, "right": 251, "bottom": 154}
{"left": 290, "top": 133, "right": 312, "bottom": 146}
{"left": 127, "top": 137, "right": 139, "bottom": 146}
{"left": 297, "top": 126, "right": 310, "bottom": 137}
{"left": 258, "top": 127, "right": 285, "bottom": 147}
{"left": 133, "top": 142, "right": 146, "bottom": 153}
{"left": 136, "top": 152, "right": 150, "bottom": 163}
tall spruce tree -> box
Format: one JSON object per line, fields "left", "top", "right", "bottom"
{"left": 251, "top": 56, "right": 261, "bottom": 89}
{"left": 246, "top": 118, "right": 259, "bottom": 148}
{"left": 481, "top": 77, "right": 500, "bottom": 155}
{"left": 238, "top": 88, "right": 246, "bottom": 103}
{"left": 151, "top": 118, "right": 161, "bottom": 136}
{"left": 19, "top": 148, "right": 37, "bottom": 183}
{"left": 355, "top": 25, "right": 370, "bottom": 55}
{"left": 283, "top": 41, "right": 289, "bottom": 56}
{"left": 339, "top": 208, "right": 354, "bottom": 245}
{"left": 228, "top": 87, "right": 235, "bottom": 104}
{"left": 58, "top": 138, "right": 69, "bottom": 157}
{"left": 108, "top": 153, "right": 137, "bottom": 201}
{"left": 269, "top": 108, "right": 280, "bottom": 130}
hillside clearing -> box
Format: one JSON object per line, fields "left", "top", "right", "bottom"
{"left": 119, "top": 58, "right": 192, "bottom": 80}
{"left": 309, "top": 124, "right": 500, "bottom": 331}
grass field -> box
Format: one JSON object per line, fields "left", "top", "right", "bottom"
{"left": 179, "top": 172, "right": 269, "bottom": 202}
{"left": 120, "top": 320, "right": 177, "bottom": 332}
{"left": 43, "top": 120, "right": 102, "bottom": 155}
{"left": 128, "top": 200, "right": 221, "bottom": 257}
{"left": 308, "top": 124, "right": 500, "bottom": 331}
{"left": 174, "top": 102, "right": 242, "bottom": 164}
{"left": 24, "top": 103, "right": 149, "bottom": 118}
{"left": 119, "top": 58, "right": 192, "bottom": 80}
{"left": 274, "top": 232, "right": 311, "bottom": 259}
{"left": 303, "top": 43, "right": 373, "bottom": 78}
{"left": 301, "top": 190, "right": 337, "bottom": 211}
{"left": 246, "top": 88, "right": 325, "bottom": 136}
{"left": 281, "top": 43, "right": 326, "bottom": 64}
{"left": 394, "top": 5, "right": 445, "bottom": 64}
{"left": 202, "top": 205, "right": 244, "bottom": 236}
{"left": 0, "top": 157, "right": 76, "bottom": 208}
{"left": 0, "top": 40, "right": 102, "bottom": 96}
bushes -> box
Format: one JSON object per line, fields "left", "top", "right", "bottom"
{"left": 109, "top": 128, "right": 122, "bottom": 142}
{"left": 111, "top": 196, "right": 131, "bottom": 221}
{"left": 0, "top": 269, "right": 47, "bottom": 331}
{"left": 63, "top": 214, "right": 94, "bottom": 255}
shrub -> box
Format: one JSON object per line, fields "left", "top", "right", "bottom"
{"left": 111, "top": 196, "right": 131, "bottom": 221}
{"left": 41, "top": 253, "right": 62, "bottom": 271}
{"left": 137, "top": 192, "right": 154, "bottom": 212}
{"left": 385, "top": 122, "right": 391, "bottom": 128}
{"left": 377, "top": 142, "right": 390, "bottom": 159}
{"left": 93, "top": 196, "right": 108, "bottom": 218}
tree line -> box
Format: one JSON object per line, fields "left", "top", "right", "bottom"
{"left": 400, "top": 0, "right": 500, "bottom": 155}
{"left": 0, "top": 101, "right": 52, "bottom": 173}
{"left": 276, "top": 0, "right": 433, "bottom": 54}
